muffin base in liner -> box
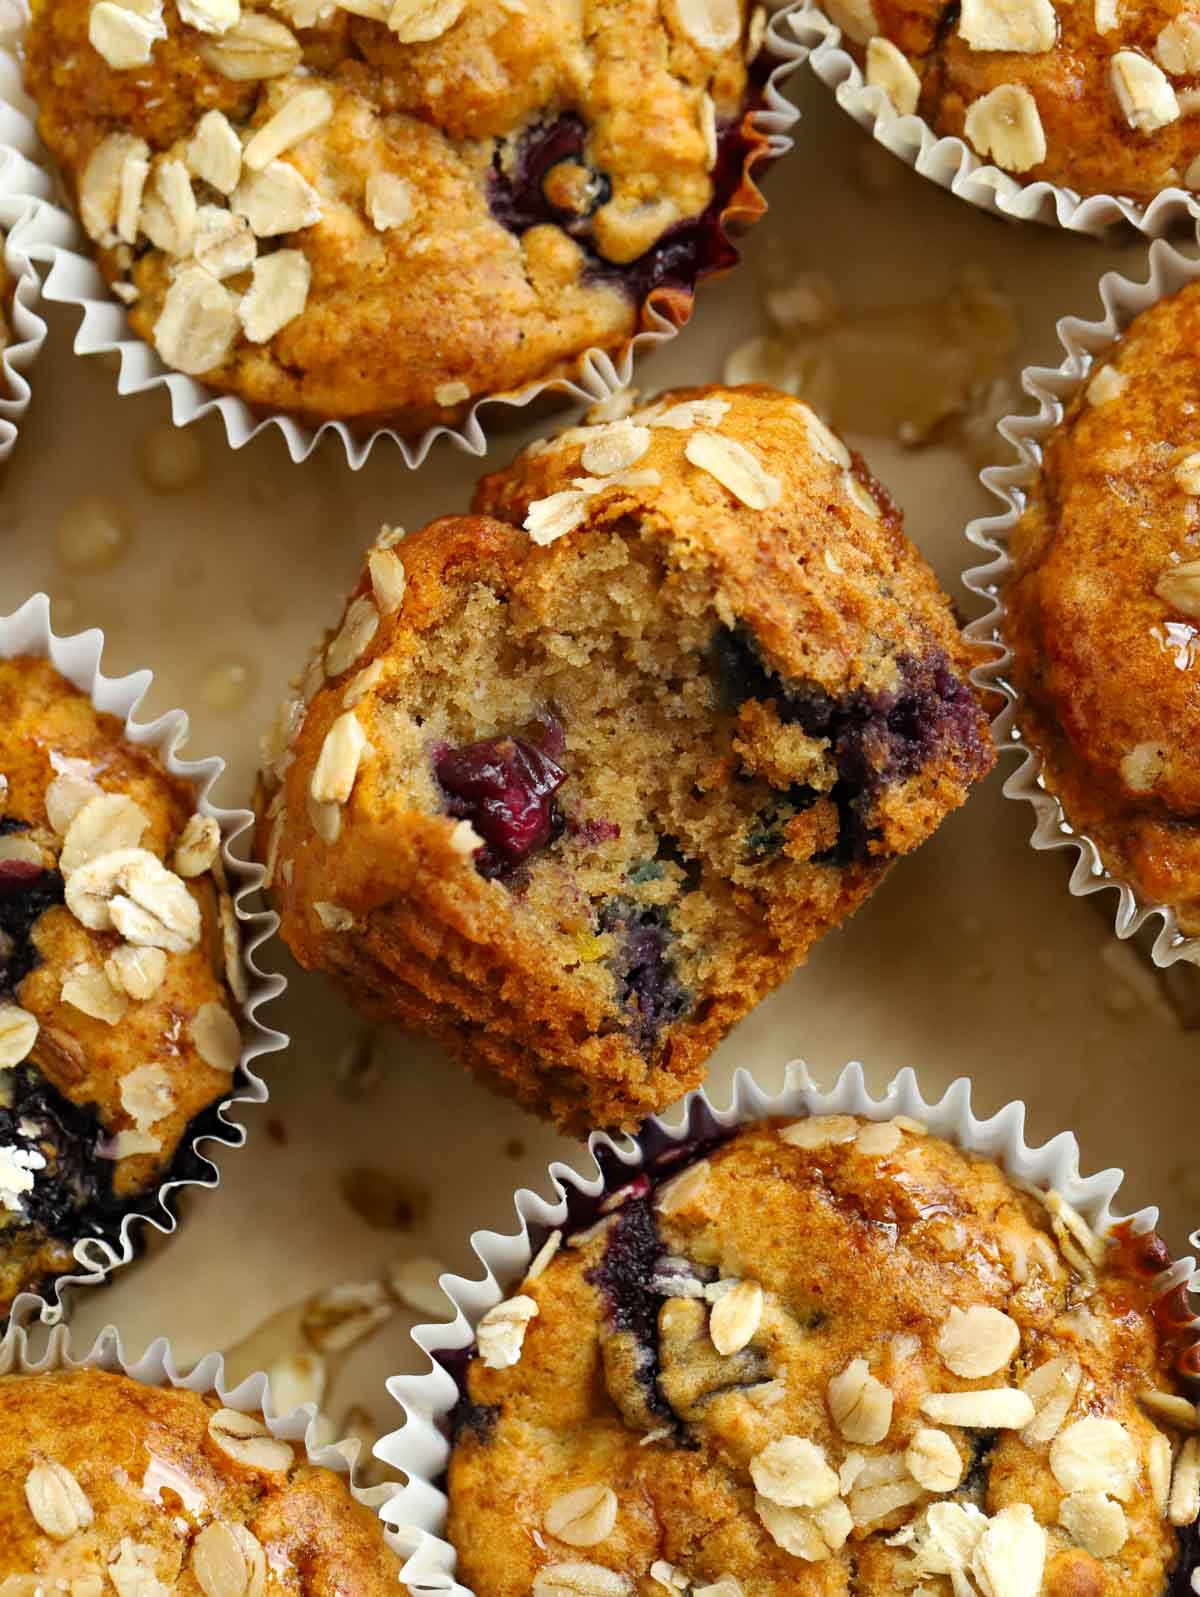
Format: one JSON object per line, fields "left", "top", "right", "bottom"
{"left": 963, "top": 238, "right": 1200, "bottom": 969}
{"left": 0, "top": 591, "right": 287, "bottom": 1324}
{"left": 788, "top": 1, "right": 1200, "bottom": 237}
{"left": 375, "top": 1058, "right": 1200, "bottom": 1591}
{"left": 4, "top": 9, "right": 808, "bottom": 470}
{"left": 0, "top": 1312, "right": 404, "bottom": 1547}
{"left": 0, "top": 53, "right": 53, "bottom": 462}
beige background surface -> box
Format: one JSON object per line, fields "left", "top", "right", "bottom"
{"left": 2, "top": 71, "right": 1193, "bottom": 1447}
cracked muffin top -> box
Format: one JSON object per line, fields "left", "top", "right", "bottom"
{"left": 825, "top": 0, "right": 1200, "bottom": 205}
{"left": 1003, "top": 284, "right": 1200, "bottom": 936}
{"left": 446, "top": 1114, "right": 1200, "bottom": 1597}
{"left": 0, "top": 656, "right": 244, "bottom": 1318}
{"left": 25, "top": 0, "right": 768, "bottom": 431}
{"left": 0, "top": 1367, "right": 401, "bottom": 1590}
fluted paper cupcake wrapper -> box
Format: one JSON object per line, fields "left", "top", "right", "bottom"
{"left": 0, "top": 1315, "right": 404, "bottom": 1540}
{"left": 0, "top": 53, "right": 53, "bottom": 462}
{"left": 374, "top": 1059, "right": 1200, "bottom": 1594}
{"left": 0, "top": 11, "right": 806, "bottom": 470}
{"left": 963, "top": 239, "right": 1200, "bottom": 969}
{"left": 788, "top": 1, "right": 1200, "bottom": 236}
{"left": 0, "top": 591, "right": 288, "bottom": 1324}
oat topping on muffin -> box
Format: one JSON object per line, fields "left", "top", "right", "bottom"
{"left": 0, "top": 1367, "right": 402, "bottom": 1589}
{"left": 827, "top": 0, "right": 1200, "bottom": 203}
{"left": 446, "top": 1116, "right": 1200, "bottom": 1597}
{"left": 25, "top": 0, "right": 771, "bottom": 430}
{"left": 1003, "top": 283, "right": 1200, "bottom": 935}
{"left": 0, "top": 656, "right": 244, "bottom": 1318}
{"left": 254, "top": 384, "right": 993, "bottom": 1133}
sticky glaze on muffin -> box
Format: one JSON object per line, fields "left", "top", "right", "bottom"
{"left": 826, "top": 0, "right": 1200, "bottom": 206}
{"left": 0, "top": 1367, "right": 400, "bottom": 1588}
{"left": 253, "top": 385, "right": 992, "bottom": 1133}
{"left": 1003, "top": 285, "right": 1200, "bottom": 935}
{"left": 0, "top": 656, "right": 245, "bottom": 1317}
{"left": 446, "top": 1113, "right": 1200, "bottom": 1597}
{"left": 25, "top": 0, "right": 772, "bottom": 432}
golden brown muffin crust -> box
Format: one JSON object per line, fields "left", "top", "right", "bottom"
{"left": 448, "top": 1116, "right": 1195, "bottom": 1597}
{"left": 0, "top": 1368, "right": 400, "bottom": 1591}
{"left": 25, "top": 0, "right": 762, "bottom": 429}
{"left": 829, "top": 0, "right": 1200, "bottom": 205}
{"left": 1004, "top": 284, "right": 1200, "bottom": 933}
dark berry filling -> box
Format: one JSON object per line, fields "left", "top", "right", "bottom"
{"left": 586, "top": 1196, "right": 674, "bottom": 1425}
{"left": 599, "top": 899, "right": 691, "bottom": 1052}
{"left": 1170, "top": 1523, "right": 1200, "bottom": 1595}
{"left": 714, "top": 626, "right": 987, "bottom": 865}
{"left": 0, "top": 861, "right": 64, "bottom": 996}
{"left": 487, "top": 97, "right": 758, "bottom": 305}
{"left": 0, "top": 1065, "right": 115, "bottom": 1243}
{"left": 435, "top": 731, "right": 568, "bottom": 880}
{"left": 451, "top": 1399, "right": 501, "bottom": 1447}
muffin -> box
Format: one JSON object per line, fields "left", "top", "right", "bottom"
{"left": 445, "top": 1112, "right": 1200, "bottom": 1597}
{"left": 254, "top": 384, "right": 993, "bottom": 1133}
{"left": 0, "top": 1366, "right": 400, "bottom": 1587}
{"left": 1002, "top": 284, "right": 1200, "bottom": 936}
{"left": 0, "top": 655, "right": 245, "bottom": 1318}
{"left": 825, "top": 0, "right": 1200, "bottom": 205}
{"left": 25, "top": 0, "right": 774, "bottom": 433}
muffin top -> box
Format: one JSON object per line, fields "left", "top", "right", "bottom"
{"left": 447, "top": 1114, "right": 1198, "bottom": 1597}
{"left": 0, "top": 1367, "right": 400, "bottom": 1590}
{"left": 829, "top": 0, "right": 1200, "bottom": 204}
{"left": 25, "top": 0, "right": 761, "bottom": 429}
{"left": 0, "top": 656, "right": 244, "bottom": 1314}
{"left": 1004, "top": 284, "right": 1200, "bottom": 934}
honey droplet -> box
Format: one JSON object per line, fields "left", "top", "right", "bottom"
{"left": 200, "top": 655, "right": 257, "bottom": 713}
{"left": 56, "top": 494, "right": 133, "bottom": 572}
{"left": 137, "top": 424, "right": 206, "bottom": 493}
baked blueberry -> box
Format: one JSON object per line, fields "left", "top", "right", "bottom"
{"left": 254, "top": 385, "right": 992, "bottom": 1133}
{"left": 0, "top": 656, "right": 244, "bottom": 1318}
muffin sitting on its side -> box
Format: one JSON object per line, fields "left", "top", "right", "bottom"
{"left": 1004, "top": 283, "right": 1200, "bottom": 935}
{"left": 0, "top": 1367, "right": 400, "bottom": 1587}
{"left": 255, "top": 385, "right": 993, "bottom": 1133}
{"left": 447, "top": 1115, "right": 1200, "bottom": 1597}
{"left": 0, "top": 656, "right": 245, "bottom": 1318}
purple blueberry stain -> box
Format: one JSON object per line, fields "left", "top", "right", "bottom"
{"left": 586, "top": 1196, "right": 675, "bottom": 1427}
{"left": 0, "top": 852, "right": 64, "bottom": 997}
{"left": 713, "top": 626, "right": 988, "bottom": 865}
{"left": 0, "top": 1065, "right": 113, "bottom": 1243}
{"left": 599, "top": 900, "right": 690, "bottom": 1052}
{"left": 487, "top": 98, "right": 760, "bottom": 304}
{"left": 435, "top": 729, "right": 568, "bottom": 880}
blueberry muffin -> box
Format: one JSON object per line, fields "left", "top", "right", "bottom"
{"left": 446, "top": 1113, "right": 1200, "bottom": 1597}
{"left": 25, "top": 0, "right": 772, "bottom": 433}
{"left": 1003, "top": 286, "right": 1200, "bottom": 935}
{"left": 0, "top": 656, "right": 245, "bottom": 1318}
{"left": 0, "top": 1367, "right": 400, "bottom": 1587}
{"left": 254, "top": 385, "right": 993, "bottom": 1133}
{"left": 828, "top": 0, "right": 1200, "bottom": 205}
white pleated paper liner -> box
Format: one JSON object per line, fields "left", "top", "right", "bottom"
{"left": 0, "top": 50, "right": 53, "bottom": 462}
{"left": 376, "top": 1059, "right": 1200, "bottom": 1593}
{"left": 0, "top": 591, "right": 288, "bottom": 1325}
{"left": 0, "top": 1314, "right": 405, "bottom": 1550}
{"left": 963, "top": 240, "right": 1200, "bottom": 970}
{"left": 5, "top": 9, "right": 808, "bottom": 472}
{"left": 788, "top": 1, "right": 1200, "bottom": 237}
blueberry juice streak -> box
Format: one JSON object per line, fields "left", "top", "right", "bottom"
{"left": 435, "top": 729, "right": 568, "bottom": 880}
{"left": 487, "top": 87, "right": 763, "bottom": 304}
{"left": 713, "top": 626, "right": 988, "bottom": 864}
